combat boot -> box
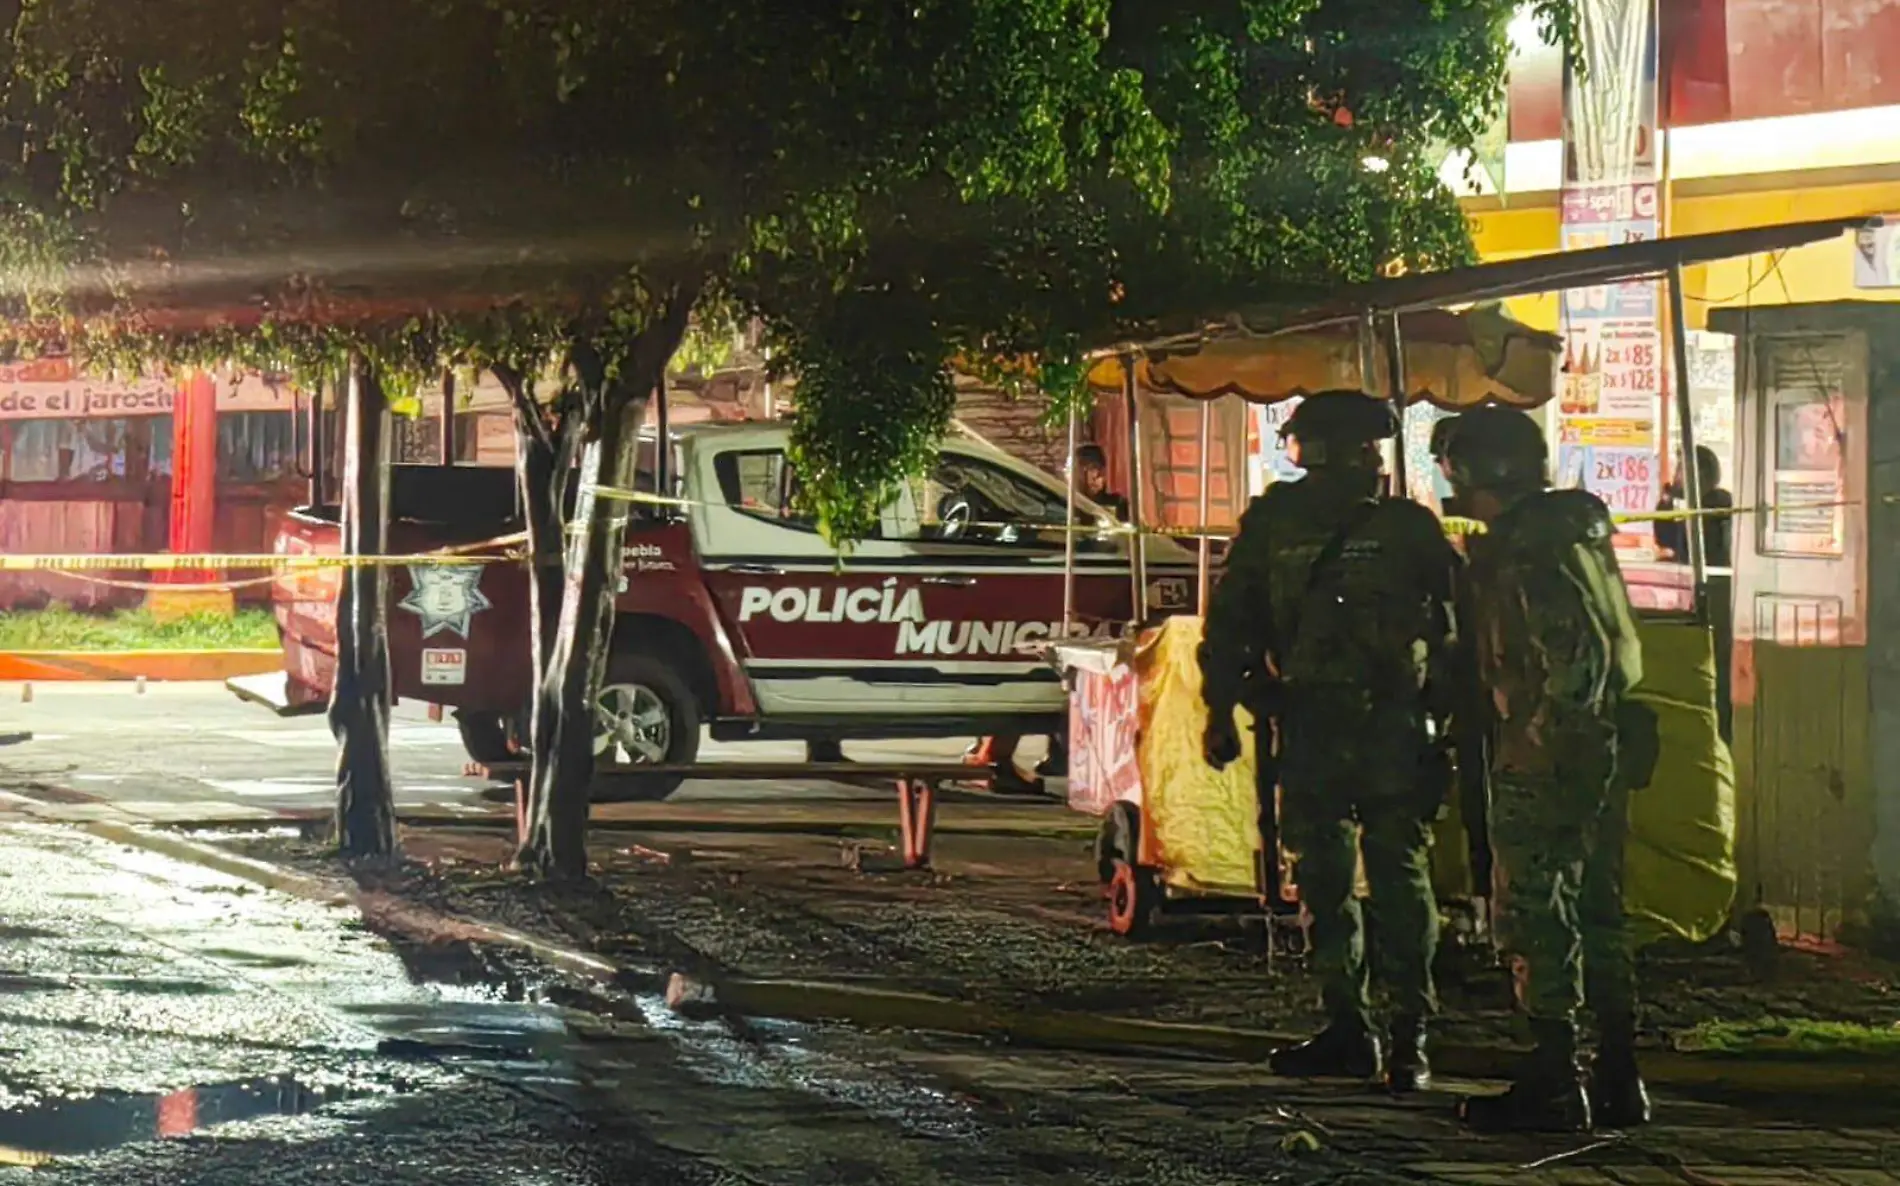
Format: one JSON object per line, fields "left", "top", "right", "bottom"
{"left": 1458, "top": 1017, "right": 1591, "bottom": 1133}
{"left": 1270, "top": 1015, "right": 1382, "bottom": 1081}
{"left": 1591, "top": 1010, "right": 1651, "bottom": 1128}
{"left": 1385, "top": 1014, "right": 1431, "bottom": 1094}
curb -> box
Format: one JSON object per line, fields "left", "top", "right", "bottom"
{"left": 79, "top": 820, "right": 1900, "bottom": 1097}
{"left": 126, "top": 807, "right": 1095, "bottom": 842}
{"left": 0, "top": 649, "right": 283, "bottom": 683}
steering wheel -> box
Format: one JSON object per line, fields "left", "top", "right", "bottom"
{"left": 937, "top": 496, "right": 973, "bottom": 540}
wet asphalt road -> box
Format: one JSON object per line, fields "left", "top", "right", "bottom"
{"left": 6, "top": 710, "right": 1895, "bottom": 1183}
{"left": 0, "top": 824, "right": 1210, "bottom": 1186}
{"left": 0, "top": 682, "right": 1036, "bottom": 819}
{"left": 0, "top": 824, "right": 705, "bottom": 1183}
{"left": 0, "top": 823, "right": 1004, "bottom": 1184}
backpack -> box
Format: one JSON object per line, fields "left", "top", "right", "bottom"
{"left": 1276, "top": 498, "right": 1431, "bottom": 700}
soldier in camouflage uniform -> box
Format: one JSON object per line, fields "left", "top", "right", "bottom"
{"left": 1442, "top": 406, "right": 1652, "bottom": 1133}
{"left": 1200, "top": 390, "right": 1460, "bottom": 1092}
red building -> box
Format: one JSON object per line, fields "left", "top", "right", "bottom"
{"left": 0, "top": 358, "right": 526, "bottom": 612}
{"left": 0, "top": 360, "right": 302, "bottom": 610}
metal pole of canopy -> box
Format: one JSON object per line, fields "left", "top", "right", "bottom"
{"left": 655, "top": 378, "right": 671, "bottom": 497}
{"left": 1121, "top": 353, "right": 1149, "bottom": 627}
{"left": 1383, "top": 312, "right": 1409, "bottom": 499}
{"left": 1062, "top": 398, "right": 1078, "bottom": 636}
{"left": 307, "top": 373, "right": 327, "bottom": 508}
{"left": 439, "top": 370, "right": 457, "bottom": 466}
{"left": 1357, "top": 311, "right": 1379, "bottom": 393}
{"left": 1667, "top": 262, "right": 1707, "bottom": 614}
{"left": 1195, "top": 396, "right": 1213, "bottom": 615}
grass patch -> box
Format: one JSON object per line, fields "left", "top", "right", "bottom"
{"left": 0, "top": 607, "right": 280, "bottom": 652}
{"left": 1676, "top": 1017, "right": 1900, "bottom": 1062}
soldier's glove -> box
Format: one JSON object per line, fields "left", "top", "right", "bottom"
{"left": 1203, "top": 711, "right": 1242, "bottom": 771}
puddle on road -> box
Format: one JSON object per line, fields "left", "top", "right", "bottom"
{"left": 0, "top": 1075, "right": 387, "bottom": 1162}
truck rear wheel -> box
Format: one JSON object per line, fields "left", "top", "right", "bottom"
{"left": 593, "top": 652, "right": 700, "bottom": 800}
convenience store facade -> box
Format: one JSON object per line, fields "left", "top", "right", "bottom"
{"left": 1463, "top": 0, "right": 1900, "bottom": 941}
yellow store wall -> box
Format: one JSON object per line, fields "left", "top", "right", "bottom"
{"left": 1465, "top": 179, "right": 1900, "bottom": 329}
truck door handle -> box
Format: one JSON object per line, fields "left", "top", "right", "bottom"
{"left": 726, "top": 563, "right": 783, "bottom": 575}
{"left": 922, "top": 575, "right": 976, "bottom": 587}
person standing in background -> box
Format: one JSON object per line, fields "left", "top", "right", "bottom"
{"left": 1654, "top": 445, "right": 1732, "bottom": 569}
{"left": 1073, "top": 443, "right": 1130, "bottom": 521}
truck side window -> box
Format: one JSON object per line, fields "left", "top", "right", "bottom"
{"left": 896, "top": 454, "right": 1115, "bottom": 551}
{"left": 713, "top": 449, "right": 798, "bottom": 520}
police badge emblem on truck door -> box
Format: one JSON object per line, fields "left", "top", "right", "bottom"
{"left": 399, "top": 566, "right": 493, "bottom": 639}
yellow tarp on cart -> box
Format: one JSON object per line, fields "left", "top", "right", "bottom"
{"left": 1133, "top": 616, "right": 1262, "bottom": 898}
{"left": 1108, "top": 613, "right": 1736, "bottom": 942}
{"left": 1625, "top": 619, "right": 1738, "bottom": 946}
{"left": 1419, "top": 619, "right": 1737, "bottom": 942}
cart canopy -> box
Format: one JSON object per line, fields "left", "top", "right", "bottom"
{"left": 1085, "top": 303, "right": 1558, "bottom": 409}
{"left": 1083, "top": 215, "right": 1868, "bottom": 409}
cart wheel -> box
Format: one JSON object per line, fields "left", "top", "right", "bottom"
{"left": 1095, "top": 802, "right": 1143, "bottom": 883}
{"left": 1107, "top": 859, "right": 1159, "bottom": 938}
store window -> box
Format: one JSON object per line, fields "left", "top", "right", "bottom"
{"left": 1757, "top": 334, "right": 1849, "bottom": 559}
{"left": 1651, "top": 331, "right": 1739, "bottom": 572}
{"left": 0, "top": 418, "right": 161, "bottom": 483}
{"left": 391, "top": 415, "right": 442, "bottom": 465}
{"left": 217, "top": 411, "right": 298, "bottom": 482}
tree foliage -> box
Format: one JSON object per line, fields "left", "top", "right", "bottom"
{"left": 4, "top": 0, "right": 1572, "bottom": 519}
{"left": 1, "top": 0, "right": 1570, "bottom": 872}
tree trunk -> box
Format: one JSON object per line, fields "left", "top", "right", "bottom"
{"left": 329, "top": 353, "right": 397, "bottom": 858}
{"left": 517, "top": 290, "right": 700, "bottom": 880}
{"left": 496, "top": 367, "right": 578, "bottom": 682}
{"left": 498, "top": 366, "right": 581, "bottom": 847}
{"left": 518, "top": 385, "right": 649, "bottom": 877}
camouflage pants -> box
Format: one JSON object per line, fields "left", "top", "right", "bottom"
{"left": 1278, "top": 698, "right": 1439, "bottom": 1027}
{"left": 1490, "top": 768, "right": 1635, "bottom": 1023}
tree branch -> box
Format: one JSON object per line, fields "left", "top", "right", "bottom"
{"left": 491, "top": 360, "right": 553, "bottom": 456}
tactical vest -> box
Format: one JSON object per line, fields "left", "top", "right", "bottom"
{"left": 1263, "top": 482, "right": 1436, "bottom": 700}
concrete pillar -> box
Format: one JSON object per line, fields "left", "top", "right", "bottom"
{"left": 149, "top": 371, "right": 233, "bottom": 618}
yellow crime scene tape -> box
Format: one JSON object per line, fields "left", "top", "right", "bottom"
{"left": 585, "top": 482, "right": 1860, "bottom": 544}
{"left": 1, "top": 553, "right": 490, "bottom": 572}
{"left": 3, "top": 493, "right": 1866, "bottom": 578}
{"left": 0, "top": 530, "right": 528, "bottom": 575}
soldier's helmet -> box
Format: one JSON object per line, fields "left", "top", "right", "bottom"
{"left": 1279, "top": 390, "right": 1397, "bottom": 468}
{"left": 1443, "top": 405, "right": 1547, "bottom": 491}
{"left": 1428, "top": 415, "right": 1459, "bottom": 464}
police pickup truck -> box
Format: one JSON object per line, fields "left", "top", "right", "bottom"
{"left": 270, "top": 422, "right": 1196, "bottom": 795}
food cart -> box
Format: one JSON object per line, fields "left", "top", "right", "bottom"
{"left": 1051, "top": 216, "right": 1871, "bottom": 942}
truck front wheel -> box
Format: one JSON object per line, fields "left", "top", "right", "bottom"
{"left": 593, "top": 652, "right": 700, "bottom": 800}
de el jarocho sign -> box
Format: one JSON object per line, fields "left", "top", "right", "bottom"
{"left": 0, "top": 358, "right": 298, "bottom": 421}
